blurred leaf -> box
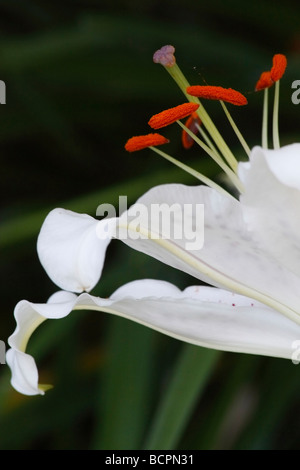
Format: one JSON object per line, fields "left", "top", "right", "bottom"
{"left": 143, "top": 345, "right": 220, "bottom": 450}
{"left": 235, "top": 359, "right": 300, "bottom": 450}
{"left": 195, "top": 354, "right": 260, "bottom": 449}
{"left": 92, "top": 318, "right": 155, "bottom": 450}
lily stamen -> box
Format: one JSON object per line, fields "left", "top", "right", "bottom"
{"left": 187, "top": 85, "right": 250, "bottom": 157}
{"left": 181, "top": 112, "right": 201, "bottom": 149}
{"left": 273, "top": 80, "right": 281, "bottom": 149}
{"left": 262, "top": 87, "right": 269, "bottom": 149}
{"left": 255, "top": 71, "right": 273, "bottom": 91}
{"left": 148, "top": 103, "right": 199, "bottom": 129}
{"left": 219, "top": 101, "right": 251, "bottom": 157}
{"left": 255, "top": 53, "right": 287, "bottom": 149}
{"left": 271, "top": 55, "right": 287, "bottom": 149}
{"left": 177, "top": 120, "right": 244, "bottom": 193}
{"left": 194, "top": 120, "right": 224, "bottom": 162}
{"left": 181, "top": 111, "right": 225, "bottom": 160}
{"left": 186, "top": 85, "right": 248, "bottom": 106}
{"left": 182, "top": 112, "right": 230, "bottom": 180}
{"left": 149, "top": 146, "right": 232, "bottom": 197}
{"left": 125, "top": 132, "right": 233, "bottom": 197}
{"left": 146, "top": 104, "right": 243, "bottom": 192}
{"left": 125, "top": 133, "right": 169, "bottom": 152}
{"left": 270, "top": 54, "right": 287, "bottom": 82}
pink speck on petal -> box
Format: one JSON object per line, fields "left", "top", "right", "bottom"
{"left": 153, "top": 45, "right": 176, "bottom": 67}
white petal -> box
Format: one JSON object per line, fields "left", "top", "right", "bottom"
{"left": 239, "top": 145, "right": 300, "bottom": 279}
{"left": 6, "top": 349, "right": 43, "bottom": 396}
{"left": 37, "top": 208, "right": 115, "bottom": 293}
{"left": 100, "top": 280, "right": 300, "bottom": 360}
{"left": 111, "top": 278, "right": 182, "bottom": 300}
{"left": 7, "top": 279, "right": 300, "bottom": 395}
{"left": 241, "top": 144, "right": 300, "bottom": 190}
{"left": 7, "top": 291, "right": 82, "bottom": 395}
{"left": 117, "top": 184, "right": 300, "bottom": 323}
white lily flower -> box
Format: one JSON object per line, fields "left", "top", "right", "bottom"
{"left": 6, "top": 279, "right": 300, "bottom": 395}
{"left": 7, "top": 47, "right": 299, "bottom": 395}
{"left": 36, "top": 142, "right": 300, "bottom": 325}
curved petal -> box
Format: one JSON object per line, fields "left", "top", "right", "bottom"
{"left": 7, "top": 290, "right": 78, "bottom": 396}
{"left": 6, "top": 349, "right": 43, "bottom": 396}
{"left": 37, "top": 208, "right": 115, "bottom": 293}
{"left": 242, "top": 144, "right": 300, "bottom": 190}
{"left": 239, "top": 145, "right": 300, "bottom": 279}
{"left": 7, "top": 279, "right": 300, "bottom": 395}
{"left": 117, "top": 184, "right": 300, "bottom": 323}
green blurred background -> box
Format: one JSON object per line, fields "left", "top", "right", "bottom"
{"left": 1, "top": 0, "right": 300, "bottom": 450}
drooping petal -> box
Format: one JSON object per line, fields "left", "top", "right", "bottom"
{"left": 7, "top": 290, "right": 77, "bottom": 396}
{"left": 37, "top": 208, "right": 115, "bottom": 293}
{"left": 6, "top": 349, "right": 43, "bottom": 397}
{"left": 239, "top": 144, "right": 300, "bottom": 280}
{"left": 7, "top": 279, "right": 300, "bottom": 395}
{"left": 116, "top": 183, "right": 300, "bottom": 323}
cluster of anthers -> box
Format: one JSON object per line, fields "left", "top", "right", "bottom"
{"left": 125, "top": 45, "right": 287, "bottom": 197}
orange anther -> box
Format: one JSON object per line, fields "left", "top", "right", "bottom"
{"left": 148, "top": 103, "right": 199, "bottom": 129}
{"left": 270, "top": 54, "right": 287, "bottom": 82}
{"left": 125, "top": 133, "right": 169, "bottom": 152}
{"left": 255, "top": 71, "right": 273, "bottom": 91}
{"left": 255, "top": 54, "right": 287, "bottom": 91}
{"left": 186, "top": 86, "right": 247, "bottom": 106}
{"left": 181, "top": 112, "right": 202, "bottom": 149}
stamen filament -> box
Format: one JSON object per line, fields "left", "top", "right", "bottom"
{"left": 272, "top": 80, "right": 280, "bottom": 149}
{"left": 195, "top": 107, "right": 239, "bottom": 173}
{"left": 176, "top": 120, "right": 244, "bottom": 193}
{"left": 177, "top": 120, "right": 226, "bottom": 168}
{"left": 163, "top": 63, "right": 239, "bottom": 172}
{"left": 149, "top": 146, "right": 233, "bottom": 198}
{"left": 195, "top": 122, "right": 223, "bottom": 159}
{"left": 220, "top": 101, "right": 250, "bottom": 157}
{"left": 262, "top": 88, "right": 269, "bottom": 149}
